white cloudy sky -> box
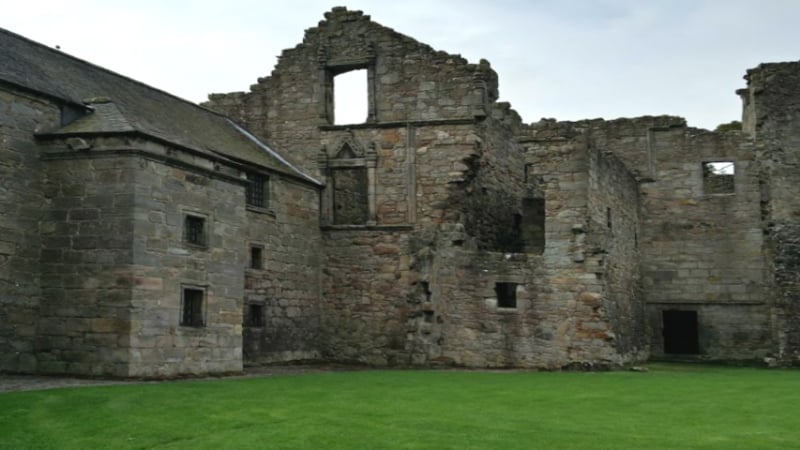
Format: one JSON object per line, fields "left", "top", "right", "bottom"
{"left": 3, "top": 0, "right": 798, "bottom": 129}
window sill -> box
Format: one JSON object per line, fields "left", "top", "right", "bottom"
{"left": 246, "top": 205, "right": 275, "bottom": 217}
{"left": 321, "top": 224, "right": 414, "bottom": 232}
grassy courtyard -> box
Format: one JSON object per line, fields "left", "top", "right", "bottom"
{"left": 0, "top": 364, "right": 797, "bottom": 449}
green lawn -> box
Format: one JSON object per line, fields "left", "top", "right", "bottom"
{"left": 0, "top": 364, "right": 798, "bottom": 449}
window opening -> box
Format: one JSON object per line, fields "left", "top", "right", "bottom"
{"left": 333, "top": 69, "right": 368, "bottom": 125}
{"left": 246, "top": 304, "right": 265, "bottom": 328}
{"left": 332, "top": 167, "right": 368, "bottom": 225}
{"left": 495, "top": 282, "right": 518, "bottom": 309}
{"left": 250, "top": 246, "right": 263, "bottom": 270}
{"left": 703, "top": 161, "right": 735, "bottom": 194}
{"left": 521, "top": 198, "right": 545, "bottom": 254}
{"left": 423, "top": 310, "right": 435, "bottom": 324}
{"left": 184, "top": 215, "right": 206, "bottom": 246}
{"left": 246, "top": 173, "right": 268, "bottom": 208}
{"left": 662, "top": 310, "right": 699, "bottom": 354}
{"left": 181, "top": 288, "right": 205, "bottom": 327}
{"left": 606, "top": 207, "right": 612, "bottom": 229}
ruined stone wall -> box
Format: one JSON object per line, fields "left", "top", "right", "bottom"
{"left": 204, "top": 7, "right": 497, "bottom": 178}
{"left": 243, "top": 177, "right": 322, "bottom": 365}
{"left": 638, "top": 128, "right": 769, "bottom": 360}
{"left": 586, "top": 147, "right": 646, "bottom": 360}
{"left": 126, "top": 143, "right": 246, "bottom": 376}
{"left": 744, "top": 62, "right": 800, "bottom": 364}
{"left": 0, "top": 88, "right": 56, "bottom": 373}
{"left": 35, "top": 146, "right": 137, "bottom": 376}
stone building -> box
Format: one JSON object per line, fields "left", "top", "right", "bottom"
{"left": 1, "top": 7, "right": 799, "bottom": 377}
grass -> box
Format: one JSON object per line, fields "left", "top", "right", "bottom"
{"left": 1, "top": 364, "right": 798, "bottom": 449}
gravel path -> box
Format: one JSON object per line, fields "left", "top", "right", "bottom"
{"left": 0, "top": 365, "right": 362, "bottom": 393}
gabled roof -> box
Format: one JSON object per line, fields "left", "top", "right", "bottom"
{"left": 0, "top": 27, "right": 320, "bottom": 186}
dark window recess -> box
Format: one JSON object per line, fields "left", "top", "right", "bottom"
{"left": 521, "top": 198, "right": 545, "bottom": 254}
{"left": 332, "top": 167, "right": 368, "bottom": 225}
{"left": 663, "top": 310, "right": 699, "bottom": 354}
{"left": 703, "top": 161, "right": 735, "bottom": 194}
{"left": 181, "top": 288, "right": 205, "bottom": 327}
{"left": 246, "top": 304, "right": 265, "bottom": 327}
{"left": 184, "top": 215, "right": 206, "bottom": 246}
{"left": 606, "top": 207, "right": 612, "bottom": 229}
{"left": 250, "top": 246, "right": 263, "bottom": 270}
{"left": 495, "top": 282, "right": 518, "bottom": 308}
{"left": 246, "top": 173, "right": 268, "bottom": 208}
{"left": 423, "top": 310, "right": 435, "bottom": 323}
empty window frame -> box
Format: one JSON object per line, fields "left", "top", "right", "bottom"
{"left": 703, "top": 161, "right": 735, "bottom": 194}
{"left": 181, "top": 287, "right": 205, "bottom": 327}
{"left": 332, "top": 68, "right": 368, "bottom": 125}
{"left": 183, "top": 215, "right": 206, "bottom": 247}
{"left": 250, "top": 245, "right": 264, "bottom": 270}
{"left": 495, "top": 282, "right": 518, "bottom": 309}
{"left": 521, "top": 198, "right": 545, "bottom": 254}
{"left": 246, "top": 303, "right": 265, "bottom": 328}
{"left": 246, "top": 173, "right": 269, "bottom": 208}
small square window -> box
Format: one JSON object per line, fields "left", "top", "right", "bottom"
{"left": 703, "top": 161, "right": 735, "bottom": 194}
{"left": 250, "top": 246, "right": 263, "bottom": 270}
{"left": 495, "top": 282, "right": 518, "bottom": 309}
{"left": 184, "top": 215, "right": 206, "bottom": 246}
{"left": 181, "top": 288, "right": 205, "bottom": 327}
{"left": 246, "top": 304, "right": 265, "bottom": 327}
{"left": 246, "top": 173, "right": 268, "bottom": 208}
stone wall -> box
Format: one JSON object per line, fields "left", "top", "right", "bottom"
{"left": 126, "top": 142, "right": 246, "bottom": 377}
{"left": 0, "top": 88, "right": 56, "bottom": 373}
{"left": 243, "top": 177, "right": 322, "bottom": 365}
{"left": 744, "top": 62, "right": 800, "bottom": 364}
{"left": 204, "top": 7, "right": 498, "bottom": 178}
{"left": 36, "top": 148, "right": 137, "bottom": 376}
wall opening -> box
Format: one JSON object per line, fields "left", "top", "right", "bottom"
{"left": 245, "top": 304, "right": 265, "bottom": 328}
{"left": 495, "top": 282, "right": 518, "bottom": 309}
{"left": 333, "top": 69, "right": 368, "bottom": 125}
{"left": 703, "top": 161, "right": 735, "bottom": 194}
{"left": 246, "top": 173, "right": 269, "bottom": 208}
{"left": 181, "top": 287, "right": 205, "bottom": 327}
{"left": 662, "top": 310, "right": 699, "bottom": 354}
{"left": 521, "top": 198, "right": 545, "bottom": 254}
{"left": 250, "top": 245, "right": 263, "bottom": 270}
{"left": 183, "top": 215, "right": 206, "bottom": 247}
{"left": 332, "top": 167, "right": 368, "bottom": 225}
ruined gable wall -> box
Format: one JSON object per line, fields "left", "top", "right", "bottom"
{"left": 0, "top": 87, "right": 54, "bottom": 373}
{"left": 745, "top": 62, "right": 800, "bottom": 364}
{"left": 204, "top": 7, "right": 497, "bottom": 178}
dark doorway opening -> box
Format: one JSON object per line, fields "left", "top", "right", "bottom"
{"left": 662, "top": 310, "right": 699, "bottom": 354}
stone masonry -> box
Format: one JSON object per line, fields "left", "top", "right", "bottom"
{"left": 3, "top": 7, "right": 800, "bottom": 377}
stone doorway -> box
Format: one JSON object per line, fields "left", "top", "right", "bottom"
{"left": 662, "top": 310, "right": 699, "bottom": 354}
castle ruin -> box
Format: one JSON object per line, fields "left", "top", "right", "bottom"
{"left": 1, "top": 7, "right": 799, "bottom": 377}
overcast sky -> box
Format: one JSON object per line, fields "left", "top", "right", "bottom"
{"left": 3, "top": 0, "right": 798, "bottom": 129}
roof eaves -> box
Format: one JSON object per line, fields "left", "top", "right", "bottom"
{"left": 226, "top": 119, "right": 323, "bottom": 186}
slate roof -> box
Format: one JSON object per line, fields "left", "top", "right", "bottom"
{"left": 0, "top": 28, "right": 320, "bottom": 186}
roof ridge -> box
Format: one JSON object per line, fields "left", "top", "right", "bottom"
{"left": 0, "top": 27, "right": 216, "bottom": 114}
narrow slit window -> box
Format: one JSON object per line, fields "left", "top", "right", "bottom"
{"left": 495, "top": 282, "right": 518, "bottom": 309}
{"left": 333, "top": 69, "right": 368, "bottom": 125}
{"left": 703, "top": 161, "right": 735, "bottom": 194}
{"left": 250, "top": 246, "right": 263, "bottom": 270}
{"left": 181, "top": 288, "right": 205, "bottom": 327}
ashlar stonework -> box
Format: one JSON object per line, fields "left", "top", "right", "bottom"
{"left": 2, "top": 7, "right": 800, "bottom": 377}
